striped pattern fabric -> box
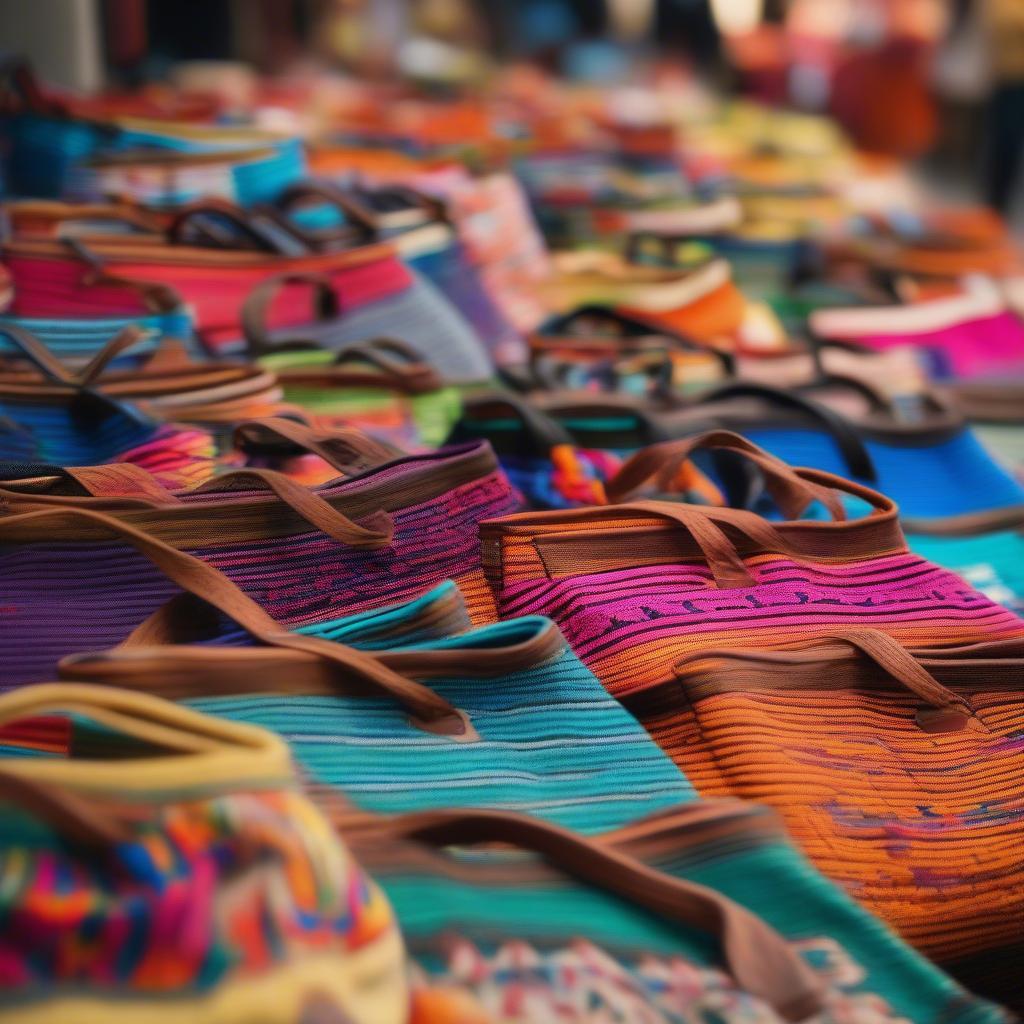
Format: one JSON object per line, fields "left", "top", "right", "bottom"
{"left": 737, "top": 425, "right": 1024, "bottom": 521}
{"left": 407, "top": 239, "right": 524, "bottom": 367}
{"left": 0, "top": 310, "right": 197, "bottom": 366}
{"left": 52, "top": 581, "right": 694, "bottom": 832}
{"left": 623, "top": 635, "right": 1024, "bottom": 1008}
{"left": 486, "top": 498, "right": 1024, "bottom": 700}
{"left": 262, "top": 269, "right": 493, "bottom": 384}
{"left": 2, "top": 240, "right": 417, "bottom": 354}
{"left": 166, "top": 585, "right": 697, "bottom": 833}
{"left": 360, "top": 801, "right": 1007, "bottom": 1024}
{"left": 0, "top": 392, "right": 159, "bottom": 465}
{"left": 493, "top": 550, "right": 1024, "bottom": 695}
{"left": 0, "top": 441, "right": 518, "bottom": 686}
{"left": 0, "top": 391, "right": 216, "bottom": 487}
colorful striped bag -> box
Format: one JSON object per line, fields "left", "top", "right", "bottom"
{"left": 256, "top": 339, "right": 463, "bottom": 449}
{"left": 482, "top": 432, "right": 1024, "bottom": 701}
{"left": 0, "top": 428, "right": 518, "bottom": 684}
{"left": 274, "top": 181, "right": 524, "bottom": 366}
{"left": 348, "top": 802, "right": 1009, "bottom": 1023}
{"left": 0, "top": 683, "right": 407, "bottom": 1024}
{"left": 0, "top": 323, "right": 284, "bottom": 443}
{"left": 0, "top": 324, "right": 216, "bottom": 481}
{"left": 621, "top": 628, "right": 1024, "bottom": 1008}
{"left": 2, "top": 204, "right": 473, "bottom": 358}
{"left": 54, "top": 532, "right": 694, "bottom": 832}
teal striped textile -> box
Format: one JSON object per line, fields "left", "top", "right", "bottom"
{"left": 372, "top": 801, "right": 1007, "bottom": 1024}
{"left": 182, "top": 582, "right": 697, "bottom": 832}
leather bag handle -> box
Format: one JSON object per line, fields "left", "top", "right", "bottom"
{"left": 676, "top": 628, "right": 983, "bottom": 734}
{"left": 232, "top": 416, "right": 405, "bottom": 475}
{"left": 240, "top": 271, "right": 343, "bottom": 358}
{"left": 690, "top": 383, "right": 878, "bottom": 484}
{"left": 363, "top": 807, "right": 825, "bottom": 1022}
{"left": 0, "top": 508, "right": 462, "bottom": 727}
{"left": 606, "top": 429, "right": 847, "bottom": 521}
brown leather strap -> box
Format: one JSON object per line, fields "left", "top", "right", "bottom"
{"left": 673, "top": 629, "right": 984, "bottom": 734}
{"left": 240, "top": 272, "right": 341, "bottom": 357}
{"left": 534, "top": 499, "right": 795, "bottom": 589}
{"left": 368, "top": 808, "right": 824, "bottom": 1021}
{"left": 76, "top": 325, "right": 153, "bottom": 387}
{"left": 192, "top": 468, "right": 394, "bottom": 548}
{"left": 540, "top": 499, "right": 757, "bottom": 589}
{"left": 232, "top": 416, "right": 404, "bottom": 474}
{"left": 0, "top": 508, "right": 461, "bottom": 726}
{"left": 61, "top": 464, "right": 183, "bottom": 504}
{"left": 606, "top": 430, "right": 846, "bottom": 521}
{"left": 0, "top": 323, "right": 78, "bottom": 385}
{"left": 165, "top": 198, "right": 281, "bottom": 252}
{"left": 80, "top": 267, "right": 184, "bottom": 314}
{"left": 330, "top": 338, "right": 442, "bottom": 391}
{"left": 277, "top": 181, "right": 381, "bottom": 232}
{"left": 61, "top": 616, "right": 562, "bottom": 706}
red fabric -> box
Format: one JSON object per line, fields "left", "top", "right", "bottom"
{"left": 6, "top": 247, "right": 413, "bottom": 350}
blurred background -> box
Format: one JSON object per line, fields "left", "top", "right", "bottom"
{"left": 1, "top": 0, "right": 1022, "bottom": 226}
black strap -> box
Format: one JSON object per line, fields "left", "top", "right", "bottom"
{"left": 692, "top": 382, "right": 878, "bottom": 484}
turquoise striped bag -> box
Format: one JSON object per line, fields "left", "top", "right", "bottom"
{"left": 57, "top": 525, "right": 695, "bottom": 834}
{"left": 345, "top": 801, "right": 1009, "bottom": 1023}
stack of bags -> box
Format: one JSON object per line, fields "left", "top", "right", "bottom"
{"left": 0, "top": 61, "right": 1022, "bottom": 1024}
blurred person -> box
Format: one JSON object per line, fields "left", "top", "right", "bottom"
{"left": 830, "top": 0, "right": 944, "bottom": 158}
{"left": 984, "top": 0, "right": 1024, "bottom": 213}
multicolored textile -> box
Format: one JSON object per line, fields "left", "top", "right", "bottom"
{"left": 359, "top": 801, "right": 1008, "bottom": 1024}
{"left": 483, "top": 439, "right": 1024, "bottom": 700}
{"left": 0, "top": 684, "right": 407, "bottom": 1024}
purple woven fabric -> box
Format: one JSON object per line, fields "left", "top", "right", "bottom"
{"left": 0, "top": 441, "right": 518, "bottom": 686}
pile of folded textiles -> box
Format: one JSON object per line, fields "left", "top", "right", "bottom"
{"left": 1, "top": 61, "right": 1023, "bottom": 1024}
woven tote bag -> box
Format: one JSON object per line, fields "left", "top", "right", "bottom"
{"left": 621, "top": 628, "right": 1024, "bottom": 1008}
{"left": 240, "top": 268, "right": 493, "bottom": 384}
{"left": 482, "top": 432, "right": 1024, "bottom": 701}
{"left": 274, "top": 181, "right": 523, "bottom": 366}
{"left": 529, "top": 306, "right": 734, "bottom": 395}
{"left": 0, "top": 430, "right": 519, "bottom": 684}
{"left": 446, "top": 392, "right": 642, "bottom": 510}
{"left": 947, "top": 375, "right": 1024, "bottom": 476}
{"left": 2, "top": 206, "right": 426, "bottom": 355}
{"left": 0, "top": 683, "right": 407, "bottom": 1024}
{"left": 257, "top": 339, "right": 463, "bottom": 449}
{"left": 343, "top": 802, "right": 1009, "bottom": 1024}
{"left": 0, "top": 62, "right": 306, "bottom": 203}
{"left": 0, "top": 306, "right": 196, "bottom": 367}
{"left": 541, "top": 253, "right": 748, "bottom": 348}
{"left": 0, "top": 323, "right": 284, "bottom": 441}
{"left": 0, "top": 325, "right": 217, "bottom": 482}
{"left": 810, "top": 285, "right": 1024, "bottom": 381}
{"left": 56, "top": 535, "right": 695, "bottom": 833}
